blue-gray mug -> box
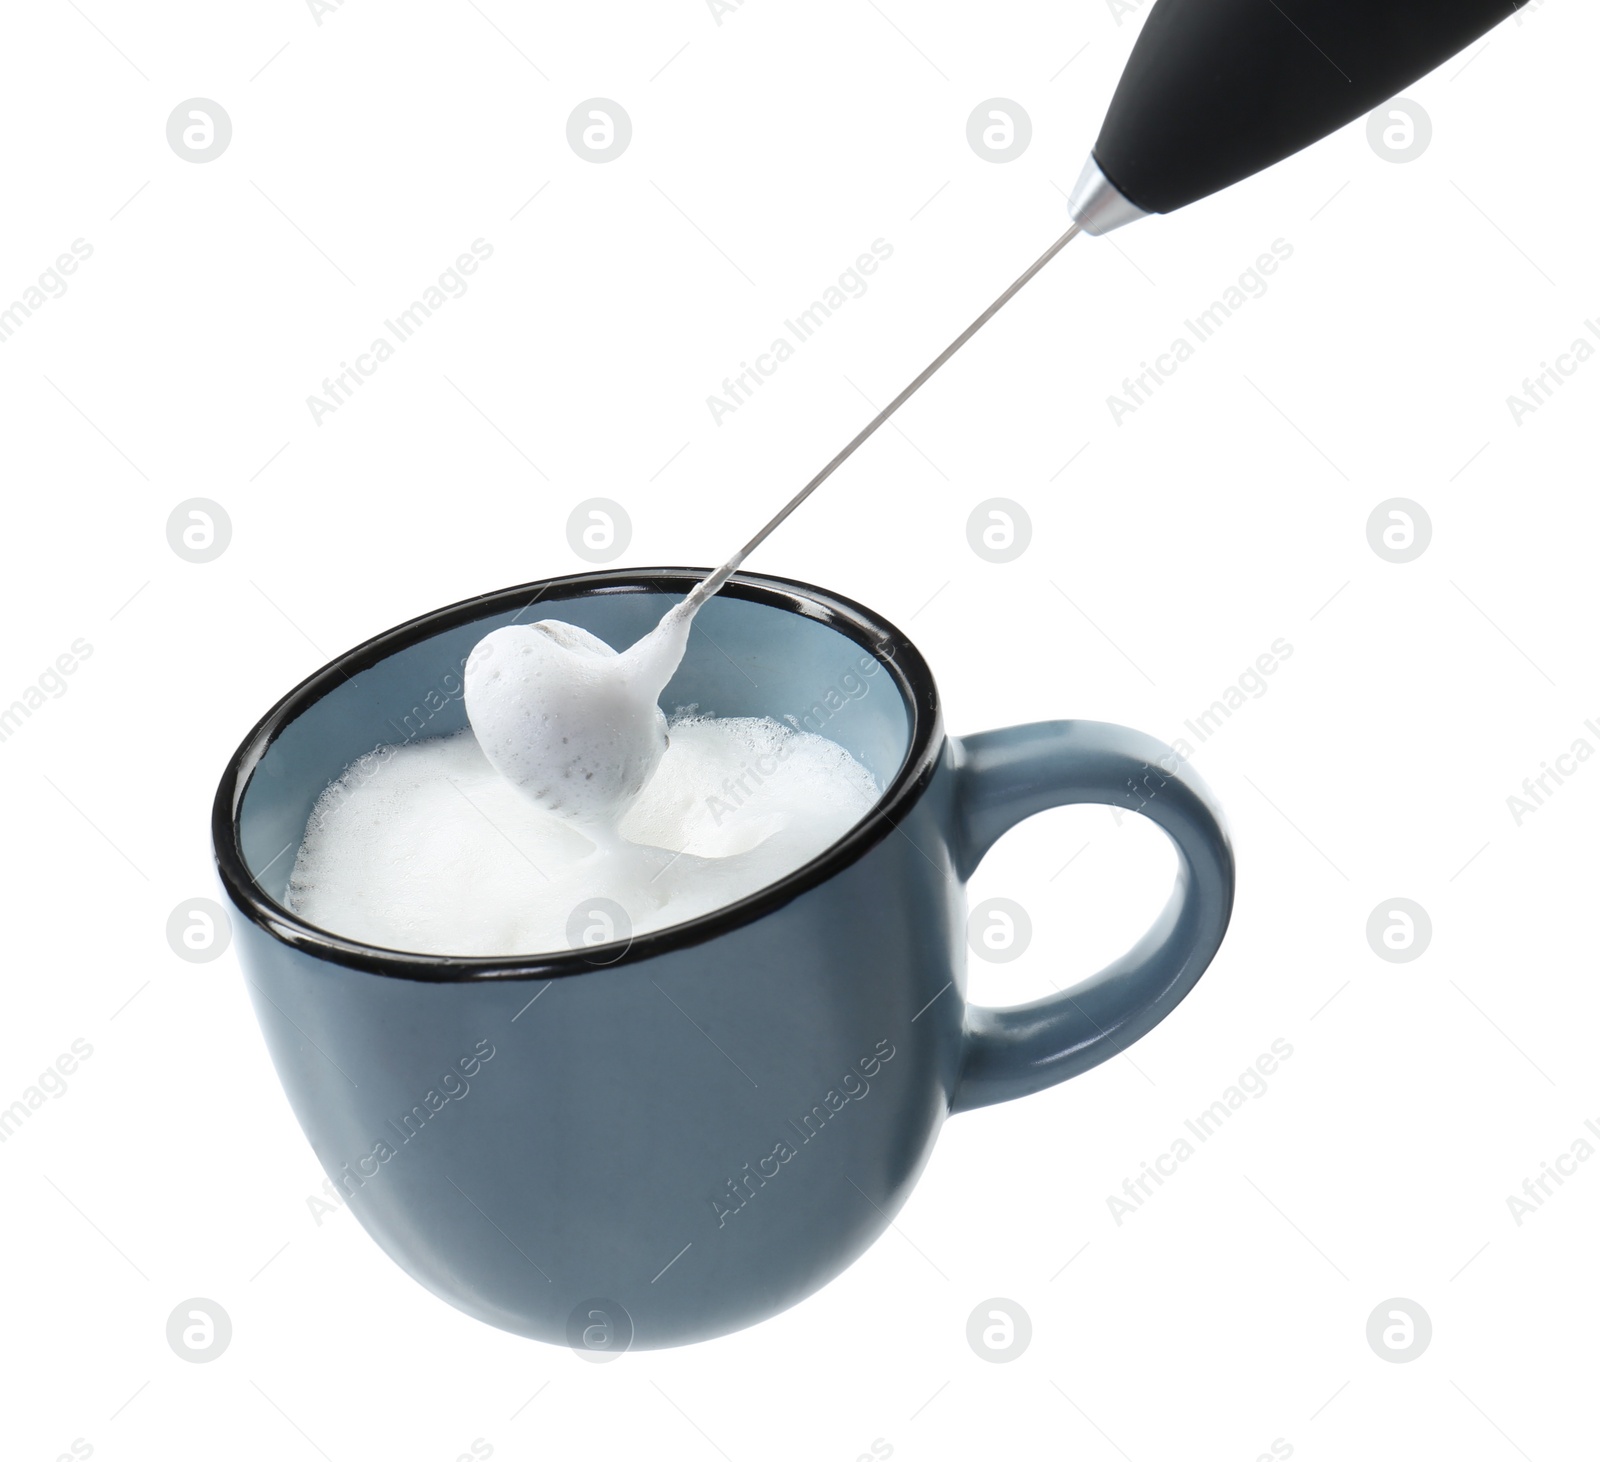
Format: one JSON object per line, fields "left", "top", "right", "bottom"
{"left": 213, "top": 569, "right": 1234, "bottom": 1351}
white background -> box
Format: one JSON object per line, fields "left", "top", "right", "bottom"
{"left": 2, "top": 1, "right": 1596, "bottom": 1458}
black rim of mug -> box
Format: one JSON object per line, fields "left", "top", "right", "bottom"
{"left": 212, "top": 568, "right": 944, "bottom": 982}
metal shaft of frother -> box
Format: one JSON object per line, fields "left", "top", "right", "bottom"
{"left": 679, "top": 221, "right": 1084, "bottom": 616}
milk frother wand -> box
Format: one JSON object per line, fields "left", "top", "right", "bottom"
{"left": 681, "top": 0, "right": 1531, "bottom": 612}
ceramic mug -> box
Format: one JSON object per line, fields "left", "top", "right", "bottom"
{"left": 213, "top": 569, "right": 1234, "bottom": 1351}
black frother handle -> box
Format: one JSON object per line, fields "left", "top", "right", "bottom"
{"left": 1094, "top": 0, "right": 1530, "bottom": 216}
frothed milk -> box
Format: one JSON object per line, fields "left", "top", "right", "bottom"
{"left": 287, "top": 714, "right": 879, "bottom": 955}
{"left": 461, "top": 605, "right": 695, "bottom": 837}
{"left": 288, "top": 588, "right": 886, "bottom": 953}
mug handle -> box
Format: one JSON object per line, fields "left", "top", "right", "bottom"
{"left": 948, "top": 720, "right": 1235, "bottom": 1114}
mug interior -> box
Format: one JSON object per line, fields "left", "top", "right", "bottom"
{"left": 220, "top": 571, "right": 935, "bottom": 976}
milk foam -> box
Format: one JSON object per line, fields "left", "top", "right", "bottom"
{"left": 286, "top": 715, "right": 881, "bottom": 956}
{"left": 463, "top": 606, "right": 693, "bottom": 836}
